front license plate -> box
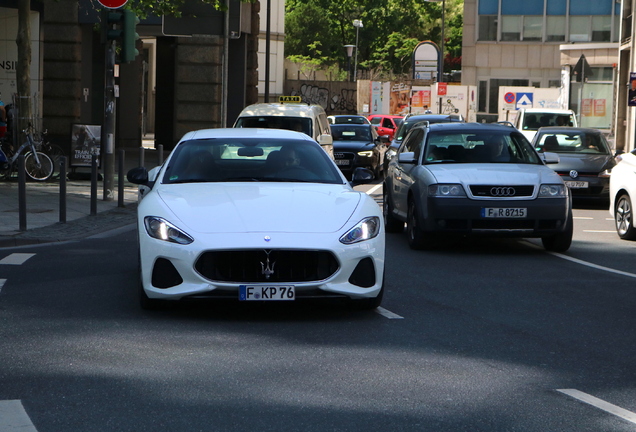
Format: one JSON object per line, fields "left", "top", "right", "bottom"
{"left": 481, "top": 208, "right": 527, "bottom": 218}
{"left": 565, "top": 181, "right": 589, "bottom": 189}
{"left": 335, "top": 159, "right": 350, "bottom": 166}
{"left": 239, "top": 285, "right": 295, "bottom": 301}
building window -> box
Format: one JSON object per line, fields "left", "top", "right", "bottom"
{"left": 501, "top": 16, "right": 521, "bottom": 41}
{"left": 546, "top": 16, "right": 566, "bottom": 41}
{"left": 478, "top": 80, "right": 488, "bottom": 113}
{"left": 549, "top": 80, "right": 561, "bottom": 88}
{"left": 569, "top": 16, "right": 590, "bottom": 42}
{"left": 591, "top": 16, "right": 612, "bottom": 42}
{"left": 523, "top": 16, "right": 543, "bottom": 41}
{"left": 479, "top": 15, "right": 498, "bottom": 41}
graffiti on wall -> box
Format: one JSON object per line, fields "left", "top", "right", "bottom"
{"left": 288, "top": 83, "right": 357, "bottom": 114}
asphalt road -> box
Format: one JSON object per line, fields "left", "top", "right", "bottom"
{"left": 1, "top": 190, "right": 635, "bottom": 431}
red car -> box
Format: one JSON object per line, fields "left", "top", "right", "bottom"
{"left": 367, "top": 115, "right": 403, "bottom": 140}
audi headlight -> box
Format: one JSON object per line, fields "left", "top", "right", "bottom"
{"left": 340, "top": 217, "right": 381, "bottom": 244}
{"left": 538, "top": 184, "right": 567, "bottom": 197}
{"left": 428, "top": 184, "right": 466, "bottom": 197}
{"left": 357, "top": 150, "right": 374, "bottom": 157}
{"left": 144, "top": 216, "right": 194, "bottom": 244}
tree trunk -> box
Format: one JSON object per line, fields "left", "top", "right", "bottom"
{"left": 16, "top": 0, "right": 32, "bottom": 136}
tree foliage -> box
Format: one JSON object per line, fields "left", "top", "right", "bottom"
{"left": 285, "top": 0, "right": 463, "bottom": 80}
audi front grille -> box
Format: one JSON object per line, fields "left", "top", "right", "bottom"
{"left": 194, "top": 249, "right": 340, "bottom": 283}
{"left": 469, "top": 185, "right": 535, "bottom": 197}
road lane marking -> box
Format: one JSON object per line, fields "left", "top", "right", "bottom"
{"left": 557, "top": 389, "right": 636, "bottom": 424}
{"left": 375, "top": 307, "right": 404, "bottom": 319}
{"left": 547, "top": 252, "right": 636, "bottom": 279}
{"left": 367, "top": 183, "right": 382, "bottom": 195}
{"left": 582, "top": 230, "right": 616, "bottom": 233}
{"left": 0, "top": 279, "right": 5, "bottom": 294}
{"left": 0, "top": 400, "right": 38, "bottom": 432}
{"left": 573, "top": 216, "right": 594, "bottom": 220}
{"left": 0, "top": 253, "right": 36, "bottom": 265}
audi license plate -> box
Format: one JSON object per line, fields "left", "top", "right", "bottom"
{"left": 335, "top": 160, "right": 350, "bottom": 166}
{"left": 565, "top": 181, "right": 589, "bottom": 189}
{"left": 239, "top": 285, "right": 295, "bottom": 301}
{"left": 481, "top": 208, "right": 527, "bottom": 218}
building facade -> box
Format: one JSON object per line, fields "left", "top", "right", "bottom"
{"left": 462, "top": 0, "right": 620, "bottom": 138}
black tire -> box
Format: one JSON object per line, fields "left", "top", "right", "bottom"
{"left": 24, "top": 151, "right": 53, "bottom": 181}
{"left": 383, "top": 187, "right": 404, "bottom": 233}
{"left": 614, "top": 193, "right": 636, "bottom": 240}
{"left": 407, "top": 200, "right": 429, "bottom": 250}
{"left": 350, "top": 274, "right": 384, "bottom": 311}
{"left": 44, "top": 143, "right": 66, "bottom": 179}
{"left": 541, "top": 209, "right": 573, "bottom": 252}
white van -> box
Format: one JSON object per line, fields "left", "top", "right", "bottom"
{"left": 233, "top": 98, "right": 334, "bottom": 158}
{"left": 513, "top": 108, "right": 578, "bottom": 141}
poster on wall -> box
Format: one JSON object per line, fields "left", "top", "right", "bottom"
{"left": 71, "top": 124, "right": 102, "bottom": 167}
{"left": 629, "top": 72, "right": 636, "bottom": 107}
{"left": 390, "top": 83, "right": 410, "bottom": 116}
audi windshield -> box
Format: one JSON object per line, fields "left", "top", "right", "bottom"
{"left": 423, "top": 131, "right": 542, "bottom": 165}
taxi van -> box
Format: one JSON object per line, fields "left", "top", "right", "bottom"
{"left": 233, "top": 96, "right": 334, "bottom": 158}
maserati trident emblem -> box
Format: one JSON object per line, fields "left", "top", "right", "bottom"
{"left": 260, "top": 250, "right": 276, "bottom": 280}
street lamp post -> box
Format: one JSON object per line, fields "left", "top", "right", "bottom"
{"left": 426, "top": 0, "right": 445, "bottom": 83}
{"left": 344, "top": 45, "right": 355, "bottom": 82}
{"left": 353, "top": 19, "right": 363, "bottom": 82}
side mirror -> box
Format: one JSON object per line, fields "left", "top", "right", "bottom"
{"left": 127, "top": 166, "right": 149, "bottom": 185}
{"left": 398, "top": 152, "right": 417, "bottom": 164}
{"left": 350, "top": 167, "right": 374, "bottom": 185}
{"left": 541, "top": 152, "right": 560, "bottom": 164}
{"left": 318, "top": 134, "right": 333, "bottom": 145}
{"left": 378, "top": 135, "right": 390, "bottom": 144}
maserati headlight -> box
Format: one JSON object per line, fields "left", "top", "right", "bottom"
{"left": 428, "top": 184, "right": 466, "bottom": 197}
{"left": 144, "top": 216, "right": 194, "bottom": 244}
{"left": 340, "top": 216, "right": 381, "bottom": 244}
{"left": 538, "top": 184, "right": 567, "bottom": 197}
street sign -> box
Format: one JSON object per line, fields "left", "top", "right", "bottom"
{"left": 572, "top": 54, "right": 593, "bottom": 83}
{"left": 504, "top": 92, "right": 515, "bottom": 104}
{"left": 516, "top": 92, "right": 533, "bottom": 109}
{"left": 98, "top": 0, "right": 128, "bottom": 9}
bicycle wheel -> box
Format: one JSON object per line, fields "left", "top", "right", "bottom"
{"left": 24, "top": 151, "right": 53, "bottom": 181}
{"left": 44, "top": 143, "right": 66, "bottom": 179}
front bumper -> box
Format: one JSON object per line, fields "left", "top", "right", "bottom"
{"left": 139, "top": 230, "right": 385, "bottom": 302}
{"left": 422, "top": 196, "right": 569, "bottom": 237}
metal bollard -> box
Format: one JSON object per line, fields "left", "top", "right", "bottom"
{"left": 59, "top": 156, "right": 67, "bottom": 223}
{"left": 18, "top": 154, "right": 26, "bottom": 231}
{"left": 118, "top": 149, "right": 125, "bottom": 208}
{"left": 90, "top": 154, "right": 97, "bottom": 216}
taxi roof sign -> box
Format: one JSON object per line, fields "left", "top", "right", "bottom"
{"left": 279, "top": 95, "right": 302, "bottom": 103}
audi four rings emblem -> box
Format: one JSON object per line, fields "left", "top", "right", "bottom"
{"left": 570, "top": 170, "right": 579, "bottom": 179}
{"left": 490, "top": 187, "right": 516, "bottom": 196}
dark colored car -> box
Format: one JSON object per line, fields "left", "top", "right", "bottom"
{"left": 327, "top": 115, "right": 371, "bottom": 125}
{"left": 331, "top": 124, "right": 388, "bottom": 179}
{"left": 385, "top": 113, "right": 465, "bottom": 170}
{"left": 531, "top": 127, "right": 617, "bottom": 201}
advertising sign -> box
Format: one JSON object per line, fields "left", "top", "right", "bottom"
{"left": 629, "top": 72, "right": 636, "bottom": 107}
{"left": 71, "top": 124, "right": 102, "bottom": 167}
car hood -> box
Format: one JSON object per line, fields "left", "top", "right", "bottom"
{"left": 426, "top": 163, "right": 561, "bottom": 185}
{"left": 549, "top": 154, "right": 615, "bottom": 172}
{"left": 333, "top": 140, "right": 373, "bottom": 151}
{"left": 154, "top": 183, "right": 361, "bottom": 234}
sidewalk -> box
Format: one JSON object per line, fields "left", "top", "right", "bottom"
{"left": 0, "top": 177, "right": 140, "bottom": 248}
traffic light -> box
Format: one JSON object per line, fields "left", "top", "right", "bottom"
{"left": 121, "top": 9, "right": 140, "bottom": 63}
{"left": 101, "top": 10, "right": 123, "bottom": 43}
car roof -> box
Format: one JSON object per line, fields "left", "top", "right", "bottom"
{"left": 535, "top": 126, "right": 603, "bottom": 134}
{"left": 330, "top": 123, "right": 371, "bottom": 128}
{"left": 421, "top": 122, "right": 518, "bottom": 132}
{"left": 237, "top": 103, "right": 325, "bottom": 117}
{"left": 179, "top": 128, "right": 316, "bottom": 142}
{"left": 404, "top": 114, "right": 464, "bottom": 122}
{"left": 367, "top": 114, "right": 403, "bottom": 119}
{"left": 519, "top": 108, "right": 575, "bottom": 114}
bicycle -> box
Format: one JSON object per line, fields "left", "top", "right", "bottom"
{"left": 38, "top": 132, "right": 66, "bottom": 179}
{"left": 0, "top": 126, "right": 53, "bottom": 181}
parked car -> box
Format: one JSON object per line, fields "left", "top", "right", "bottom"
{"left": 513, "top": 108, "right": 578, "bottom": 141}
{"left": 331, "top": 123, "right": 388, "bottom": 179}
{"left": 367, "top": 114, "right": 403, "bottom": 140}
{"left": 327, "top": 115, "right": 371, "bottom": 125}
{"left": 385, "top": 113, "right": 466, "bottom": 169}
{"left": 383, "top": 122, "right": 573, "bottom": 251}
{"left": 233, "top": 98, "right": 334, "bottom": 158}
{"left": 609, "top": 148, "right": 636, "bottom": 240}
{"left": 531, "top": 127, "right": 616, "bottom": 201}
{"left": 127, "top": 128, "right": 384, "bottom": 310}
